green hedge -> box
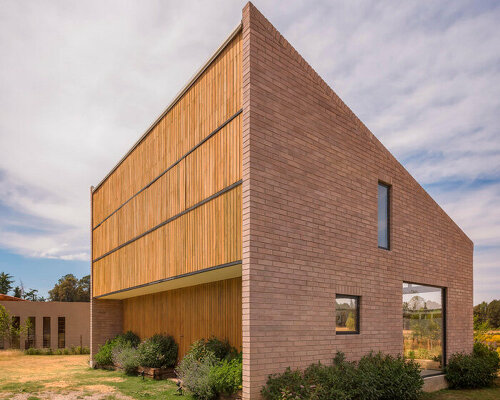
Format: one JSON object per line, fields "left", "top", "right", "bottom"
{"left": 445, "top": 342, "right": 500, "bottom": 389}
{"left": 261, "top": 352, "right": 423, "bottom": 400}
{"left": 24, "top": 346, "right": 90, "bottom": 355}
{"left": 94, "top": 331, "right": 140, "bottom": 367}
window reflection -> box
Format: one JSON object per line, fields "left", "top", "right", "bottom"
{"left": 403, "top": 283, "right": 444, "bottom": 375}
{"left": 336, "top": 295, "right": 359, "bottom": 334}
{"left": 378, "top": 183, "right": 389, "bottom": 249}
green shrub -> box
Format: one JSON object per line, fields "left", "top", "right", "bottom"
{"left": 94, "top": 340, "right": 115, "bottom": 366}
{"left": 446, "top": 343, "right": 500, "bottom": 389}
{"left": 120, "top": 331, "right": 141, "bottom": 348}
{"left": 94, "top": 331, "right": 140, "bottom": 367}
{"left": 261, "top": 352, "right": 423, "bottom": 400}
{"left": 137, "top": 334, "right": 178, "bottom": 368}
{"left": 176, "top": 350, "right": 218, "bottom": 400}
{"left": 209, "top": 354, "right": 242, "bottom": 395}
{"left": 355, "top": 352, "right": 423, "bottom": 400}
{"left": 113, "top": 346, "right": 140, "bottom": 375}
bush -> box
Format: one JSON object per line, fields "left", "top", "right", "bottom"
{"left": 209, "top": 354, "right": 243, "bottom": 395}
{"left": 94, "top": 331, "right": 140, "bottom": 367}
{"left": 113, "top": 346, "right": 140, "bottom": 375}
{"left": 24, "top": 346, "right": 90, "bottom": 356}
{"left": 261, "top": 352, "right": 423, "bottom": 400}
{"left": 138, "top": 334, "right": 178, "bottom": 368}
{"left": 446, "top": 342, "right": 500, "bottom": 389}
{"left": 176, "top": 350, "right": 218, "bottom": 400}
{"left": 176, "top": 338, "right": 241, "bottom": 399}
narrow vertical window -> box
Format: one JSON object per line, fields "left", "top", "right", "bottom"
{"left": 11, "top": 316, "right": 20, "bottom": 349}
{"left": 43, "top": 317, "right": 51, "bottom": 348}
{"left": 25, "top": 316, "right": 36, "bottom": 349}
{"left": 58, "top": 317, "right": 65, "bottom": 349}
{"left": 378, "top": 182, "right": 390, "bottom": 249}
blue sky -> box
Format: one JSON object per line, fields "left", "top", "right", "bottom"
{"left": 0, "top": 0, "right": 499, "bottom": 303}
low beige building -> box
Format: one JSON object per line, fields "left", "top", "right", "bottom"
{"left": 0, "top": 296, "right": 89, "bottom": 350}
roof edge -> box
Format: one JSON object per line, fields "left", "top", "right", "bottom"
{"left": 92, "top": 22, "right": 243, "bottom": 193}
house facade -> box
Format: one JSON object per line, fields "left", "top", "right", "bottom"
{"left": 0, "top": 297, "right": 90, "bottom": 350}
{"left": 90, "top": 3, "right": 473, "bottom": 398}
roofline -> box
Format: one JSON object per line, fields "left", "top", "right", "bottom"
{"left": 92, "top": 22, "right": 243, "bottom": 193}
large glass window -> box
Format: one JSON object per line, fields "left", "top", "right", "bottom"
{"left": 378, "top": 182, "right": 390, "bottom": 249}
{"left": 43, "top": 317, "right": 51, "bottom": 348}
{"left": 403, "top": 283, "right": 445, "bottom": 376}
{"left": 336, "top": 295, "right": 360, "bottom": 334}
{"left": 25, "top": 316, "right": 36, "bottom": 349}
{"left": 58, "top": 317, "right": 65, "bottom": 349}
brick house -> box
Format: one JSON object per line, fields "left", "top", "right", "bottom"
{"left": 90, "top": 3, "right": 473, "bottom": 398}
{"left": 0, "top": 295, "right": 90, "bottom": 350}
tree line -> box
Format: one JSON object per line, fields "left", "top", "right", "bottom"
{"left": 474, "top": 299, "right": 500, "bottom": 330}
{"left": 0, "top": 272, "right": 90, "bottom": 302}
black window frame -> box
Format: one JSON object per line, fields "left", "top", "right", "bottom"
{"left": 378, "top": 181, "right": 391, "bottom": 250}
{"left": 25, "top": 316, "right": 36, "bottom": 349}
{"left": 335, "top": 294, "right": 361, "bottom": 335}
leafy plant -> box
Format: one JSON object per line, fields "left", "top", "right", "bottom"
{"left": 446, "top": 342, "right": 500, "bottom": 389}
{"left": 176, "top": 350, "right": 218, "bottom": 400}
{"left": 209, "top": 354, "right": 242, "bottom": 395}
{"left": 94, "top": 331, "right": 140, "bottom": 367}
{"left": 113, "top": 346, "right": 140, "bottom": 375}
{"left": 261, "top": 351, "right": 423, "bottom": 400}
{"left": 137, "top": 334, "right": 178, "bottom": 368}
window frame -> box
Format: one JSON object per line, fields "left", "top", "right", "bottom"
{"left": 335, "top": 294, "right": 361, "bottom": 335}
{"left": 378, "top": 181, "right": 391, "bottom": 250}
{"left": 57, "top": 317, "right": 65, "bottom": 349}
{"left": 43, "top": 317, "right": 51, "bottom": 348}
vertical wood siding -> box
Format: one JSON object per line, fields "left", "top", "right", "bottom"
{"left": 92, "top": 32, "right": 241, "bottom": 227}
{"left": 91, "top": 32, "right": 242, "bottom": 297}
{"left": 122, "top": 277, "right": 242, "bottom": 359}
{"left": 92, "top": 185, "right": 241, "bottom": 296}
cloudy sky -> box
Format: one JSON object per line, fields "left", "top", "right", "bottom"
{"left": 0, "top": 0, "right": 498, "bottom": 303}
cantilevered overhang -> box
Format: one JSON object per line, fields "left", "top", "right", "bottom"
{"left": 94, "top": 261, "right": 242, "bottom": 300}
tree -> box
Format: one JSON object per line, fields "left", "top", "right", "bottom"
{"left": 23, "top": 288, "right": 39, "bottom": 302}
{"left": 474, "top": 301, "right": 489, "bottom": 326}
{"left": 486, "top": 300, "right": 500, "bottom": 328}
{"left": 0, "top": 272, "right": 14, "bottom": 295}
{"left": 0, "top": 304, "right": 31, "bottom": 347}
{"left": 12, "top": 286, "right": 21, "bottom": 298}
{"left": 48, "top": 274, "right": 90, "bottom": 302}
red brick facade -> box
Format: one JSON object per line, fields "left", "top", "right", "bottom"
{"left": 90, "top": 298, "right": 123, "bottom": 364}
{"left": 241, "top": 3, "right": 473, "bottom": 398}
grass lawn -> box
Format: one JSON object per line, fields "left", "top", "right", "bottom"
{"left": 422, "top": 380, "right": 500, "bottom": 400}
{"left": 0, "top": 350, "right": 194, "bottom": 400}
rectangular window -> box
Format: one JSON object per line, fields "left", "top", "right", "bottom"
{"left": 25, "top": 316, "right": 36, "bottom": 349}
{"left": 378, "top": 182, "right": 390, "bottom": 249}
{"left": 336, "top": 295, "right": 360, "bottom": 334}
{"left": 43, "top": 317, "right": 51, "bottom": 348}
{"left": 58, "top": 317, "right": 65, "bottom": 349}
{"left": 403, "top": 283, "right": 445, "bottom": 376}
{"left": 11, "top": 316, "right": 20, "bottom": 349}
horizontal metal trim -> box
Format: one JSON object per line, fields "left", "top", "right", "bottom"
{"left": 93, "top": 109, "right": 242, "bottom": 230}
{"left": 92, "top": 23, "right": 243, "bottom": 193}
{"left": 93, "top": 260, "right": 242, "bottom": 299}
{"left": 92, "top": 179, "right": 242, "bottom": 263}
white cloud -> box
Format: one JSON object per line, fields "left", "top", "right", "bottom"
{"left": 0, "top": 0, "right": 499, "bottom": 302}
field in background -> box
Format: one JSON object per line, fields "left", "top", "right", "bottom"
{"left": 0, "top": 350, "right": 191, "bottom": 400}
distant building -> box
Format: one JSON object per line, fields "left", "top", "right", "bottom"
{"left": 0, "top": 297, "right": 89, "bottom": 350}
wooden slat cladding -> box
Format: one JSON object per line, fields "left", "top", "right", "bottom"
{"left": 92, "top": 185, "right": 242, "bottom": 297}
{"left": 92, "top": 115, "right": 241, "bottom": 260}
{"left": 92, "top": 32, "right": 242, "bottom": 227}
{"left": 123, "top": 277, "right": 242, "bottom": 359}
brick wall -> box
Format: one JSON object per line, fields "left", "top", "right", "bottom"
{"left": 241, "top": 3, "right": 473, "bottom": 398}
{"left": 90, "top": 298, "right": 123, "bottom": 365}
